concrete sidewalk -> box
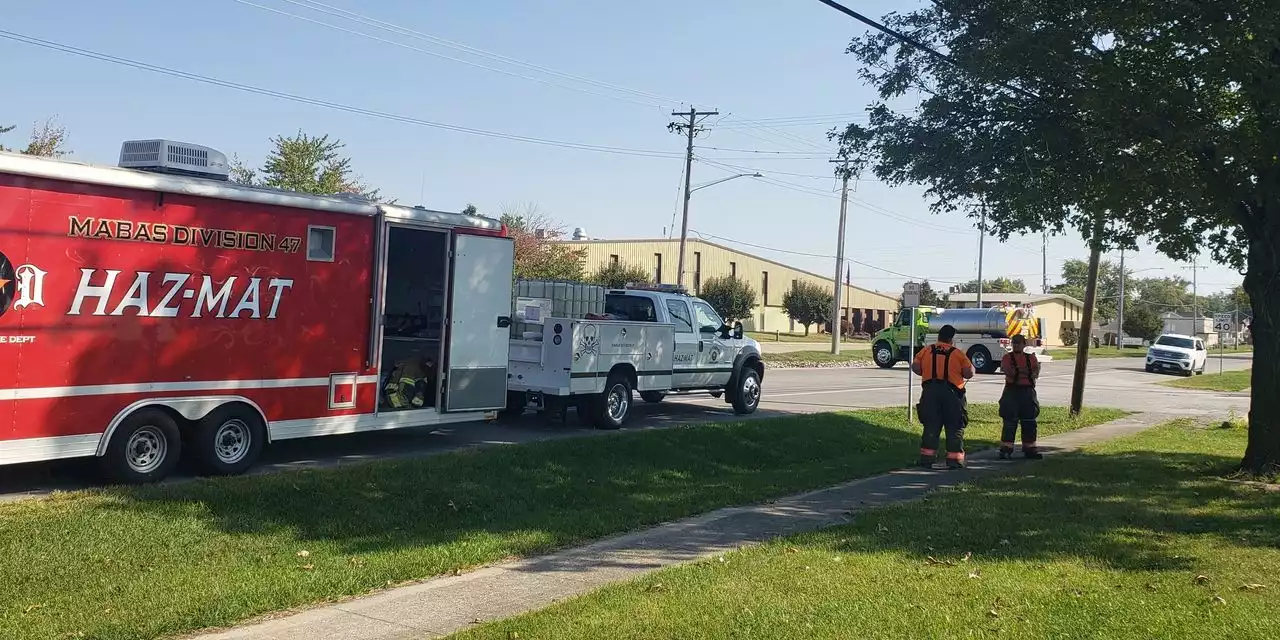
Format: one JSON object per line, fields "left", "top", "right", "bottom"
{"left": 193, "top": 412, "right": 1169, "bottom": 640}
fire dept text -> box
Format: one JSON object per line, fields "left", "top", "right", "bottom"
{"left": 66, "top": 269, "right": 295, "bottom": 319}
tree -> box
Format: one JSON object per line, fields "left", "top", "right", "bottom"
{"left": 1123, "top": 304, "right": 1163, "bottom": 342}
{"left": 959, "top": 277, "right": 1026, "bottom": 294}
{"left": 1, "top": 117, "right": 70, "bottom": 157}
{"left": 499, "top": 202, "right": 586, "bottom": 281}
{"left": 1053, "top": 259, "right": 1130, "bottom": 321}
{"left": 232, "top": 131, "right": 379, "bottom": 200}
{"left": 1132, "top": 276, "right": 1191, "bottom": 315}
{"left": 588, "top": 262, "right": 651, "bottom": 289}
{"left": 781, "top": 281, "right": 833, "bottom": 336}
{"left": 836, "top": 1, "right": 1280, "bottom": 472}
{"left": 700, "top": 276, "right": 757, "bottom": 322}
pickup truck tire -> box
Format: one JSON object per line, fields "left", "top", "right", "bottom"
{"left": 640, "top": 391, "right": 666, "bottom": 404}
{"left": 731, "top": 367, "right": 762, "bottom": 415}
{"left": 873, "top": 341, "right": 897, "bottom": 369}
{"left": 591, "top": 373, "right": 631, "bottom": 430}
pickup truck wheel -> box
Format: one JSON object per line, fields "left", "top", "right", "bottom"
{"left": 873, "top": 341, "right": 897, "bottom": 369}
{"left": 640, "top": 391, "right": 666, "bottom": 404}
{"left": 592, "top": 374, "right": 631, "bottom": 430}
{"left": 100, "top": 409, "right": 183, "bottom": 485}
{"left": 731, "top": 367, "right": 762, "bottom": 415}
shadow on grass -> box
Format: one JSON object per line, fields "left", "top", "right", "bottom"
{"left": 819, "top": 442, "right": 1280, "bottom": 573}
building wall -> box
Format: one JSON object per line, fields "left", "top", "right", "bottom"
{"left": 563, "top": 238, "right": 899, "bottom": 333}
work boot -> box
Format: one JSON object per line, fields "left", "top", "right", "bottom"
{"left": 998, "top": 446, "right": 1014, "bottom": 460}
{"left": 946, "top": 458, "right": 967, "bottom": 470}
{"left": 1023, "top": 447, "right": 1044, "bottom": 460}
{"left": 917, "top": 455, "right": 935, "bottom": 469}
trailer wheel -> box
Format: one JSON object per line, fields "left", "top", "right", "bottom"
{"left": 193, "top": 404, "right": 265, "bottom": 476}
{"left": 873, "top": 341, "right": 897, "bottom": 369}
{"left": 591, "top": 373, "right": 631, "bottom": 430}
{"left": 100, "top": 408, "right": 183, "bottom": 484}
{"left": 640, "top": 391, "right": 666, "bottom": 404}
{"left": 731, "top": 366, "right": 762, "bottom": 415}
{"left": 499, "top": 391, "right": 526, "bottom": 421}
{"left": 968, "top": 345, "right": 997, "bottom": 374}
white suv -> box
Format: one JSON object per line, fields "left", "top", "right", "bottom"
{"left": 1145, "top": 334, "right": 1207, "bottom": 376}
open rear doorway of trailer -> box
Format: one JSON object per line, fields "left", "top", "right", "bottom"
{"left": 379, "top": 226, "right": 449, "bottom": 411}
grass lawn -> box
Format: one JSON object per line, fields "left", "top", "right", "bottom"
{"left": 1163, "top": 368, "right": 1252, "bottom": 392}
{"left": 458, "top": 420, "right": 1280, "bottom": 640}
{"left": 0, "top": 406, "right": 1124, "bottom": 640}
{"left": 765, "top": 349, "right": 872, "bottom": 367}
{"left": 1051, "top": 345, "right": 1254, "bottom": 360}
{"left": 748, "top": 331, "right": 860, "bottom": 344}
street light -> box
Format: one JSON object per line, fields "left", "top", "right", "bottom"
{"left": 677, "top": 172, "right": 763, "bottom": 287}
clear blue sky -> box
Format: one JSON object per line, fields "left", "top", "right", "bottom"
{"left": 1, "top": 0, "right": 1242, "bottom": 298}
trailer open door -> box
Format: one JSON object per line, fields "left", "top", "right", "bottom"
{"left": 442, "top": 232, "right": 514, "bottom": 412}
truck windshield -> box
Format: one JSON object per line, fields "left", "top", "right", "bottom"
{"left": 605, "top": 294, "right": 657, "bottom": 322}
{"left": 1155, "top": 336, "right": 1195, "bottom": 349}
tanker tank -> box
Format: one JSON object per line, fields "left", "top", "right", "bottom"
{"left": 926, "top": 307, "right": 1032, "bottom": 338}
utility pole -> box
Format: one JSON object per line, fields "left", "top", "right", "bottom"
{"left": 1042, "top": 232, "right": 1049, "bottom": 294}
{"left": 1182, "top": 260, "right": 1210, "bottom": 339}
{"left": 670, "top": 106, "right": 719, "bottom": 288}
{"left": 830, "top": 158, "right": 852, "bottom": 355}
{"left": 976, "top": 201, "right": 986, "bottom": 307}
{"left": 1117, "top": 249, "right": 1125, "bottom": 350}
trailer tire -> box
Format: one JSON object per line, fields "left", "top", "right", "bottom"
{"left": 640, "top": 391, "right": 666, "bottom": 404}
{"left": 873, "top": 341, "right": 897, "bottom": 369}
{"left": 192, "top": 404, "right": 265, "bottom": 476}
{"left": 731, "top": 366, "right": 762, "bottom": 415}
{"left": 968, "top": 346, "right": 998, "bottom": 374}
{"left": 499, "top": 391, "right": 526, "bottom": 420}
{"left": 100, "top": 408, "right": 183, "bottom": 485}
{"left": 591, "top": 373, "right": 631, "bottom": 430}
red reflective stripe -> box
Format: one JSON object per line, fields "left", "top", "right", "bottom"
{"left": 946, "top": 451, "right": 966, "bottom": 461}
{"left": 920, "top": 448, "right": 937, "bottom": 456}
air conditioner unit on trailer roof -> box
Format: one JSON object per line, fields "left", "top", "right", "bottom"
{"left": 118, "top": 139, "right": 230, "bottom": 181}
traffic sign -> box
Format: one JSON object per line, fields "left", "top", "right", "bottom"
{"left": 1213, "top": 313, "right": 1234, "bottom": 332}
{"left": 903, "top": 282, "right": 921, "bottom": 308}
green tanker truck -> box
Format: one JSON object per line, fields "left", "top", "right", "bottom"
{"left": 870, "top": 306, "right": 1044, "bottom": 374}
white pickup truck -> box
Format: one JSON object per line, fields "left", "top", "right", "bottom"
{"left": 505, "top": 285, "right": 765, "bottom": 428}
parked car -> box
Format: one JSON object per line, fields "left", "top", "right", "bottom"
{"left": 1145, "top": 334, "right": 1207, "bottom": 376}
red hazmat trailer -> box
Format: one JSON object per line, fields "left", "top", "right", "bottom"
{"left": 0, "top": 140, "right": 514, "bottom": 483}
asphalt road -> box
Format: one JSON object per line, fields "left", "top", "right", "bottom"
{"left": 0, "top": 354, "right": 1251, "bottom": 502}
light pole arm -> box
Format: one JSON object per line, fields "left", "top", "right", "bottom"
{"left": 690, "top": 173, "right": 761, "bottom": 193}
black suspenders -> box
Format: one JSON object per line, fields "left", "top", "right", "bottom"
{"left": 930, "top": 345, "right": 954, "bottom": 383}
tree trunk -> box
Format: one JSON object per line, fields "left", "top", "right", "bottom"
{"left": 1242, "top": 228, "right": 1280, "bottom": 475}
{"left": 803, "top": 324, "right": 810, "bottom": 336}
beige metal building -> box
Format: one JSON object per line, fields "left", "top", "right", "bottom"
{"left": 562, "top": 238, "right": 900, "bottom": 333}
{"left": 948, "top": 292, "right": 1085, "bottom": 346}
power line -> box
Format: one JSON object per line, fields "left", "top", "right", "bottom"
{"left": 244, "top": 0, "right": 682, "bottom": 107}
{"left": 691, "top": 229, "right": 960, "bottom": 284}
{"left": 696, "top": 145, "right": 833, "bottom": 155}
{"left": 0, "top": 30, "right": 685, "bottom": 159}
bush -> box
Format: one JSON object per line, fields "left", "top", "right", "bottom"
{"left": 587, "top": 262, "right": 652, "bottom": 289}
{"left": 699, "top": 276, "right": 757, "bottom": 322}
{"left": 782, "top": 281, "right": 834, "bottom": 336}
{"left": 1060, "top": 321, "right": 1079, "bottom": 347}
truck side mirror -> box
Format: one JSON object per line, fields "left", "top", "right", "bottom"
{"left": 733, "top": 322, "right": 744, "bottom": 340}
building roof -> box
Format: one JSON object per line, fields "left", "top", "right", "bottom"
{"left": 562, "top": 237, "right": 896, "bottom": 302}
{"left": 947, "top": 292, "right": 1085, "bottom": 307}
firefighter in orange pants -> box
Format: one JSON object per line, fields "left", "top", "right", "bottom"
{"left": 998, "top": 334, "right": 1042, "bottom": 459}
{"left": 913, "top": 325, "right": 975, "bottom": 469}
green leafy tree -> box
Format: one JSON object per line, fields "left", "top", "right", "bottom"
{"left": 588, "top": 262, "right": 651, "bottom": 289}
{"left": 1132, "top": 276, "right": 1191, "bottom": 315}
{"left": 499, "top": 202, "right": 586, "bottom": 281}
{"left": 1053, "top": 260, "right": 1130, "bottom": 321}
{"left": 232, "top": 131, "right": 379, "bottom": 200}
{"left": 699, "top": 276, "right": 757, "bottom": 322}
{"left": 836, "top": 0, "right": 1280, "bottom": 472}
{"left": 781, "top": 281, "right": 833, "bottom": 336}
{"left": 959, "top": 277, "right": 1026, "bottom": 294}
{"left": 1123, "top": 304, "right": 1163, "bottom": 342}
{"left": 0, "top": 117, "right": 70, "bottom": 157}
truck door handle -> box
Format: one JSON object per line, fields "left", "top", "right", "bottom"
{"left": 698, "top": 340, "right": 705, "bottom": 352}
{"left": 496, "top": 316, "right": 512, "bottom": 328}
